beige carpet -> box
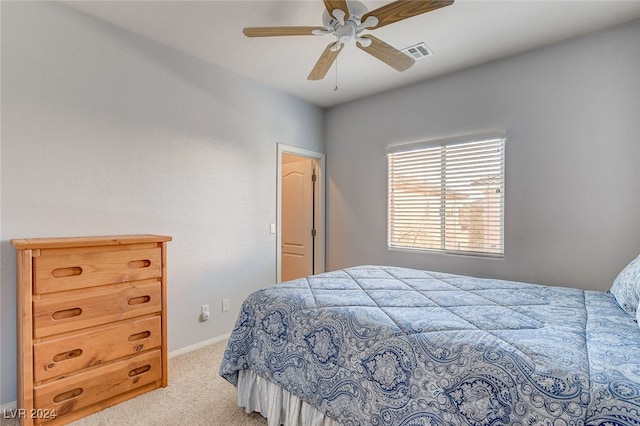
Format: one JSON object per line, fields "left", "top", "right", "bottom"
{"left": 1, "top": 340, "right": 267, "bottom": 426}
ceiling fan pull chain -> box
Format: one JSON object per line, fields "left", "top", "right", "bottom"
{"left": 331, "top": 9, "right": 346, "bottom": 26}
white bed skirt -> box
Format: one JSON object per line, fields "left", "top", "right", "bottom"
{"left": 237, "top": 369, "right": 339, "bottom": 426}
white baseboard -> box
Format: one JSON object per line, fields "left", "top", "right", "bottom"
{"left": 0, "top": 335, "right": 230, "bottom": 411}
{"left": 168, "top": 333, "right": 230, "bottom": 359}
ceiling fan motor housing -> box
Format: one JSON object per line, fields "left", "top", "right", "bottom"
{"left": 323, "top": 0, "right": 375, "bottom": 49}
{"left": 335, "top": 21, "right": 356, "bottom": 43}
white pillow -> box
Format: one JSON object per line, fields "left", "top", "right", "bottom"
{"left": 610, "top": 254, "right": 640, "bottom": 315}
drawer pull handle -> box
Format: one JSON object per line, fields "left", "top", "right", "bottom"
{"left": 129, "top": 364, "right": 151, "bottom": 377}
{"left": 51, "top": 266, "right": 83, "bottom": 278}
{"left": 129, "top": 330, "right": 151, "bottom": 341}
{"left": 128, "top": 295, "right": 151, "bottom": 305}
{"left": 128, "top": 259, "right": 151, "bottom": 269}
{"left": 53, "top": 348, "right": 83, "bottom": 362}
{"left": 53, "top": 387, "right": 83, "bottom": 403}
{"left": 52, "top": 308, "right": 82, "bottom": 320}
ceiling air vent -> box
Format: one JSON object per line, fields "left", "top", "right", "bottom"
{"left": 402, "top": 42, "right": 433, "bottom": 60}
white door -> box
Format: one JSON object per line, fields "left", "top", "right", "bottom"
{"left": 281, "top": 154, "right": 315, "bottom": 281}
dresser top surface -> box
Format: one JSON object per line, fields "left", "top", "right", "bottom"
{"left": 11, "top": 234, "right": 172, "bottom": 250}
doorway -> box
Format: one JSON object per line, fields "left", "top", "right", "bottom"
{"left": 277, "top": 144, "right": 325, "bottom": 283}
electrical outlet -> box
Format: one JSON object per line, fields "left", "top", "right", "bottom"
{"left": 222, "top": 299, "right": 230, "bottom": 312}
{"left": 200, "top": 304, "right": 210, "bottom": 321}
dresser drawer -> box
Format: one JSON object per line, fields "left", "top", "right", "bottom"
{"left": 34, "top": 247, "right": 162, "bottom": 294}
{"left": 33, "top": 349, "right": 162, "bottom": 418}
{"left": 34, "top": 316, "right": 162, "bottom": 382}
{"left": 33, "top": 281, "right": 161, "bottom": 338}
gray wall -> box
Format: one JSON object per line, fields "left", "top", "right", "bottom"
{"left": 0, "top": 2, "right": 323, "bottom": 405}
{"left": 326, "top": 19, "right": 640, "bottom": 291}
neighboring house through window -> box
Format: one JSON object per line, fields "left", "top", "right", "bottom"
{"left": 387, "top": 131, "right": 505, "bottom": 257}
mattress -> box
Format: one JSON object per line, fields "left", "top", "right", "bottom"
{"left": 220, "top": 265, "right": 640, "bottom": 425}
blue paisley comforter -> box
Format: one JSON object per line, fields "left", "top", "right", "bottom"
{"left": 219, "top": 265, "right": 640, "bottom": 425}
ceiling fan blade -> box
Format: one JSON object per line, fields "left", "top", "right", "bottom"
{"left": 243, "top": 26, "right": 324, "bottom": 37}
{"left": 308, "top": 43, "right": 343, "bottom": 81}
{"left": 361, "top": 0, "right": 454, "bottom": 30}
{"left": 356, "top": 35, "right": 414, "bottom": 72}
{"left": 323, "top": 0, "right": 350, "bottom": 20}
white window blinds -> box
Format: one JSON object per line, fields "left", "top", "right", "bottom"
{"left": 387, "top": 133, "right": 505, "bottom": 257}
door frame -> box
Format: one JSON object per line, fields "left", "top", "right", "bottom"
{"left": 277, "top": 143, "right": 326, "bottom": 283}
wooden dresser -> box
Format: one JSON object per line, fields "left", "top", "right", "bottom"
{"left": 11, "top": 234, "right": 172, "bottom": 425}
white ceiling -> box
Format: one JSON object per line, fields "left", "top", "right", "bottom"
{"left": 64, "top": 0, "right": 640, "bottom": 108}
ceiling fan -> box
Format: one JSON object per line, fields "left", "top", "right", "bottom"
{"left": 243, "top": 0, "right": 454, "bottom": 81}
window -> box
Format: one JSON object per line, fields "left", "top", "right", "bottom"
{"left": 387, "top": 132, "right": 505, "bottom": 257}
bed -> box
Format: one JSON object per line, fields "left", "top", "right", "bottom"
{"left": 220, "top": 262, "right": 640, "bottom": 425}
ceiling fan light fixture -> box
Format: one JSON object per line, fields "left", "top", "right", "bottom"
{"left": 358, "top": 16, "right": 379, "bottom": 30}
{"left": 354, "top": 36, "right": 372, "bottom": 48}
{"left": 331, "top": 8, "right": 346, "bottom": 25}
{"left": 330, "top": 41, "right": 344, "bottom": 52}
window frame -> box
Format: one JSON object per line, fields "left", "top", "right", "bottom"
{"left": 386, "top": 130, "right": 506, "bottom": 258}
